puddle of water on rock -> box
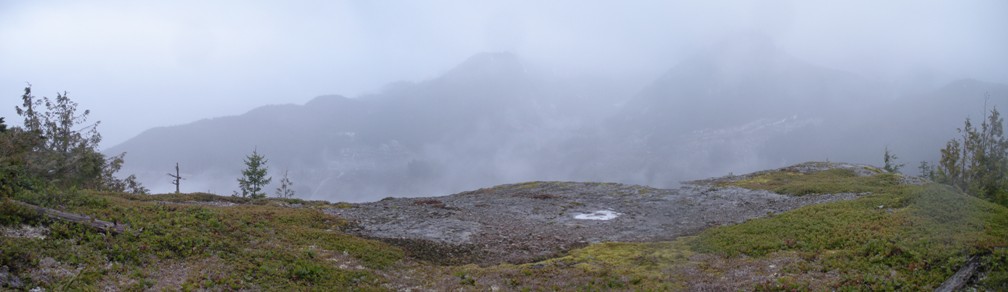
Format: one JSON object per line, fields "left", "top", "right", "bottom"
{"left": 574, "top": 210, "right": 620, "bottom": 220}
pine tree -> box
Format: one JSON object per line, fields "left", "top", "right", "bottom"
{"left": 9, "top": 84, "right": 146, "bottom": 192}
{"left": 275, "top": 169, "right": 295, "bottom": 198}
{"left": 882, "top": 146, "right": 904, "bottom": 173}
{"left": 918, "top": 161, "right": 935, "bottom": 179}
{"left": 938, "top": 139, "right": 963, "bottom": 188}
{"left": 16, "top": 87, "right": 103, "bottom": 186}
{"left": 936, "top": 102, "right": 1008, "bottom": 206}
{"left": 970, "top": 104, "right": 1007, "bottom": 201}
{"left": 238, "top": 148, "right": 271, "bottom": 198}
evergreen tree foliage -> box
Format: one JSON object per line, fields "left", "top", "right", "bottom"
{"left": 238, "top": 148, "right": 271, "bottom": 199}
{"left": 16, "top": 86, "right": 104, "bottom": 187}
{"left": 936, "top": 104, "right": 1008, "bottom": 206}
{"left": 2, "top": 85, "right": 146, "bottom": 193}
{"left": 882, "top": 146, "right": 904, "bottom": 173}
{"left": 0, "top": 125, "right": 34, "bottom": 195}
{"left": 918, "top": 161, "right": 935, "bottom": 179}
{"left": 275, "top": 169, "right": 295, "bottom": 198}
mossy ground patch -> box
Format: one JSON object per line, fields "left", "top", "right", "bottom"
{"left": 2, "top": 164, "right": 1006, "bottom": 290}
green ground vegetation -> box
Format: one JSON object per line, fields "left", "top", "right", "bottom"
{"left": 4, "top": 86, "right": 1007, "bottom": 290}
{"left": 698, "top": 169, "right": 1008, "bottom": 289}
{"left": 721, "top": 168, "right": 896, "bottom": 196}
{"left": 435, "top": 167, "right": 1007, "bottom": 290}
{"left": 3, "top": 165, "right": 1006, "bottom": 290}
{"left": 0, "top": 189, "right": 402, "bottom": 290}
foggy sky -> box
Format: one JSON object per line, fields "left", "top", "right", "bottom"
{"left": 1, "top": 0, "right": 1006, "bottom": 147}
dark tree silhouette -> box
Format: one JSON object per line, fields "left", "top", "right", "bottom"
{"left": 237, "top": 148, "right": 271, "bottom": 198}
{"left": 167, "top": 162, "right": 184, "bottom": 194}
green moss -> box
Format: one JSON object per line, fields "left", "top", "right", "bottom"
{"left": 0, "top": 198, "right": 42, "bottom": 226}
{"left": 514, "top": 181, "right": 543, "bottom": 189}
{"left": 981, "top": 248, "right": 1008, "bottom": 290}
{"left": 12, "top": 187, "right": 109, "bottom": 209}
{"left": 722, "top": 168, "right": 903, "bottom": 196}
{"left": 452, "top": 169, "right": 1008, "bottom": 290}
{"left": 553, "top": 240, "right": 692, "bottom": 278}
{"left": 0, "top": 190, "right": 402, "bottom": 290}
{"left": 114, "top": 192, "right": 250, "bottom": 203}
{"left": 438, "top": 239, "right": 692, "bottom": 290}
{"left": 4, "top": 165, "right": 1006, "bottom": 290}
{"left": 695, "top": 178, "right": 1008, "bottom": 289}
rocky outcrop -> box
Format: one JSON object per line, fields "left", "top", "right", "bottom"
{"left": 328, "top": 164, "right": 869, "bottom": 266}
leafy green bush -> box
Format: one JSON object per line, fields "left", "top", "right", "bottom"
{"left": 0, "top": 199, "right": 42, "bottom": 226}
{"left": 11, "top": 187, "right": 108, "bottom": 210}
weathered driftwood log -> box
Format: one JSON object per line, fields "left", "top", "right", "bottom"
{"left": 935, "top": 255, "right": 980, "bottom": 292}
{"left": 13, "top": 200, "right": 127, "bottom": 235}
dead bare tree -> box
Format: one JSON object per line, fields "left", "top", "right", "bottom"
{"left": 167, "top": 162, "right": 184, "bottom": 194}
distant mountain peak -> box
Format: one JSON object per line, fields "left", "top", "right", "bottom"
{"left": 305, "top": 94, "right": 351, "bottom": 107}
{"left": 688, "top": 33, "right": 796, "bottom": 76}
{"left": 441, "top": 52, "right": 527, "bottom": 81}
{"left": 619, "top": 32, "right": 878, "bottom": 133}
{"left": 706, "top": 32, "right": 780, "bottom": 58}
{"left": 458, "top": 51, "right": 521, "bottom": 67}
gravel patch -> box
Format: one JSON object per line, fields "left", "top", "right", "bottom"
{"left": 0, "top": 225, "right": 49, "bottom": 240}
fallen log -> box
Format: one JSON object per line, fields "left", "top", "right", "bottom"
{"left": 935, "top": 255, "right": 980, "bottom": 292}
{"left": 12, "top": 200, "right": 127, "bottom": 235}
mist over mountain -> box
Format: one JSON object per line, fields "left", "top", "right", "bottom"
{"left": 571, "top": 35, "right": 886, "bottom": 186}
{"left": 108, "top": 52, "right": 623, "bottom": 201}
{"left": 108, "top": 38, "right": 1008, "bottom": 202}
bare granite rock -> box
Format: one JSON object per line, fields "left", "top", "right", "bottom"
{"left": 328, "top": 164, "right": 869, "bottom": 265}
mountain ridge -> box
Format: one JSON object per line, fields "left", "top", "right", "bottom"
{"left": 107, "top": 42, "right": 1008, "bottom": 201}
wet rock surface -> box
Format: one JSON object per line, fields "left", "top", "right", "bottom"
{"left": 327, "top": 167, "right": 865, "bottom": 266}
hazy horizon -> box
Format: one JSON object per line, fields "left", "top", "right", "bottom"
{"left": 2, "top": 1, "right": 1007, "bottom": 148}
